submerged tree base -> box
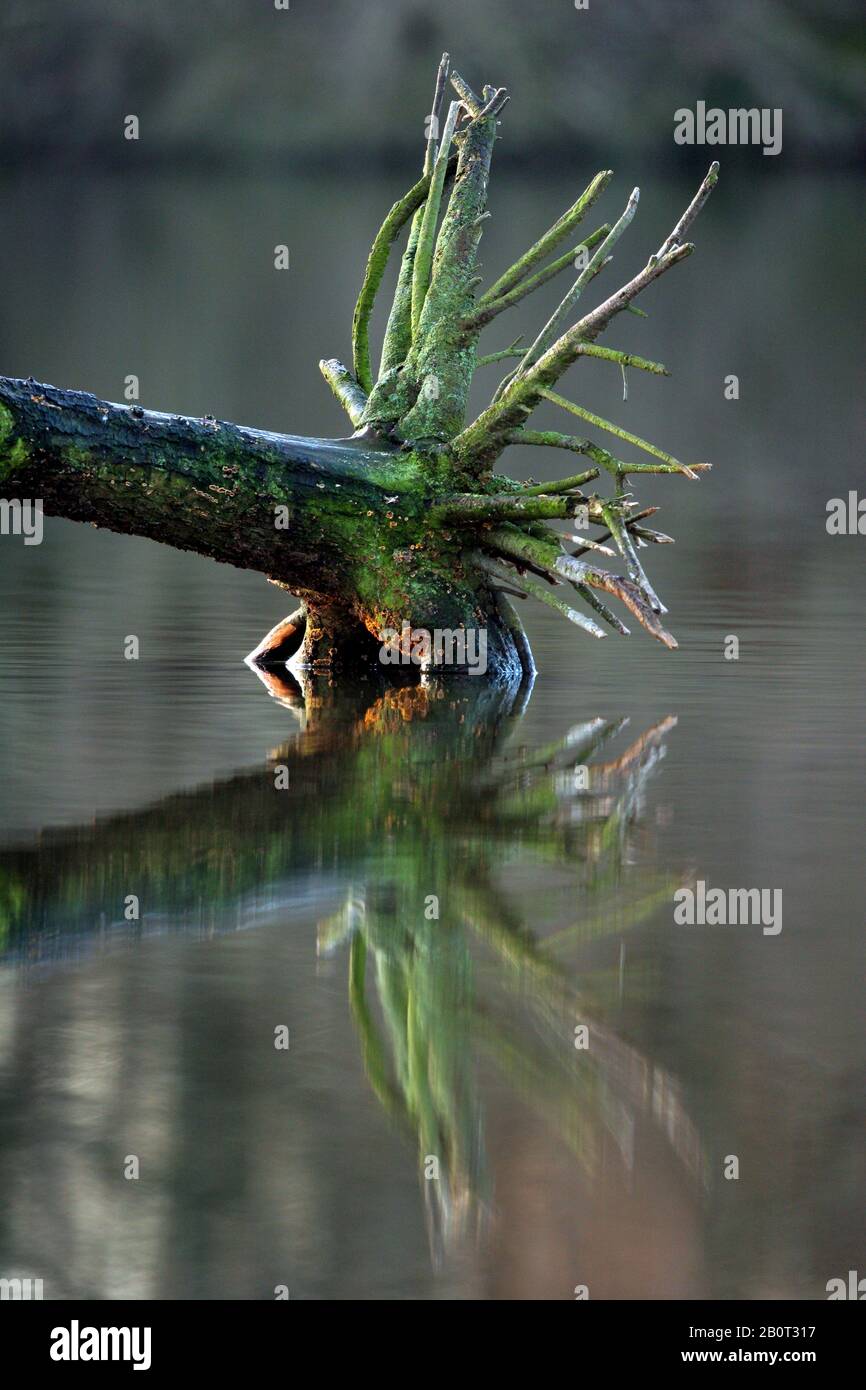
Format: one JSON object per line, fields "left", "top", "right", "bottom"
{"left": 0, "top": 54, "right": 720, "bottom": 681}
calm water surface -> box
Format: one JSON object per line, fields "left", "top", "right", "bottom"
{"left": 0, "top": 170, "right": 862, "bottom": 1299}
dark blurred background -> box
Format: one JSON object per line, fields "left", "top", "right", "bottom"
{"left": 1, "top": 0, "right": 863, "bottom": 171}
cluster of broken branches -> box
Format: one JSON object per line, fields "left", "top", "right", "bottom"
{"left": 321, "top": 52, "right": 719, "bottom": 651}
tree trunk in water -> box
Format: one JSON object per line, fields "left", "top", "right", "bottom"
{"left": 0, "top": 58, "right": 719, "bottom": 680}
{"left": 0, "top": 376, "right": 524, "bottom": 679}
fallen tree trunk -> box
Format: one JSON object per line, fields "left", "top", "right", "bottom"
{"left": 0, "top": 376, "right": 416, "bottom": 662}
{"left": 0, "top": 377, "right": 412, "bottom": 587}
{"left": 0, "top": 54, "right": 719, "bottom": 680}
{"left": 0, "top": 375, "right": 524, "bottom": 676}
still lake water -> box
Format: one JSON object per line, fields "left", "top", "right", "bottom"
{"left": 0, "top": 168, "right": 863, "bottom": 1299}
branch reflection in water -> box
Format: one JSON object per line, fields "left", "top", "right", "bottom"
{"left": 0, "top": 669, "right": 704, "bottom": 1274}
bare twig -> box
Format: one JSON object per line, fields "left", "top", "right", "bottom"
{"left": 507, "top": 427, "right": 622, "bottom": 479}
{"left": 479, "top": 170, "right": 613, "bottom": 306}
{"left": 541, "top": 390, "right": 710, "bottom": 477}
{"left": 571, "top": 344, "right": 669, "bottom": 375}
{"left": 654, "top": 161, "right": 719, "bottom": 262}
{"left": 468, "top": 224, "right": 611, "bottom": 329}
{"left": 412, "top": 100, "right": 462, "bottom": 335}
{"left": 565, "top": 242, "right": 693, "bottom": 348}
{"left": 476, "top": 336, "right": 524, "bottom": 368}
{"left": 572, "top": 582, "right": 631, "bottom": 634}
{"left": 555, "top": 555, "right": 678, "bottom": 648}
{"left": 514, "top": 460, "right": 599, "bottom": 494}
{"left": 449, "top": 69, "right": 482, "bottom": 115}
{"left": 563, "top": 535, "right": 616, "bottom": 557}
{"left": 479, "top": 524, "right": 677, "bottom": 648}
{"left": 424, "top": 53, "right": 451, "bottom": 176}
{"left": 600, "top": 500, "right": 667, "bottom": 614}
{"left": 508, "top": 187, "right": 639, "bottom": 389}
{"left": 318, "top": 359, "right": 368, "bottom": 427}
{"left": 475, "top": 554, "right": 607, "bottom": 640}
{"left": 478, "top": 86, "right": 510, "bottom": 119}
{"left": 569, "top": 505, "right": 659, "bottom": 557}
{"left": 631, "top": 524, "right": 674, "bottom": 545}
